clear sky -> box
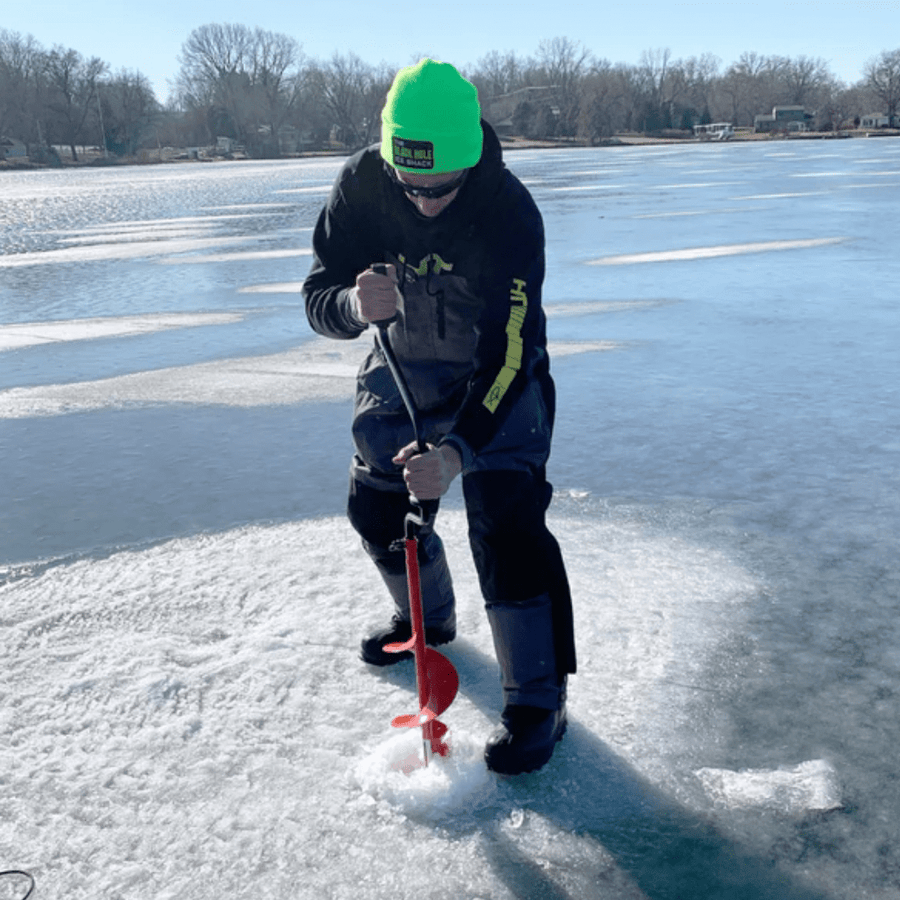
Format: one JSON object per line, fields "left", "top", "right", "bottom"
{"left": 3, "top": 0, "right": 895, "bottom": 102}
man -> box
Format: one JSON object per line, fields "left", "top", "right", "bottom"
{"left": 303, "top": 58, "right": 575, "bottom": 775}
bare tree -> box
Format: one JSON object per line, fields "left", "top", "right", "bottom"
{"left": 634, "top": 47, "right": 676, "bottom": 130}
{"left": 677, "top": 54, "right": 722, "bottom": 126}
{"left": 1, "top": 29, "right": 46, "bottom": 143}
{"left": 466, "top": 50, "right": 526, "bottom": 100}
{"left": 101, "top": 69, "right": 160, "bottom": 155}
{"left": 577, "top": 59, "right": 627, "bottom": 142}
{"left": 534, "top": 37, "right": 592, "bottom": 136}
{"left": 781, "top": 55, "right": 832, "bottom": 107}
{"left": 178, "top": 23, "right": 252, "bottom": 92}
{"left": 174, "top": 23, "right": 302, "bottom": 154}
{"left": 242, "top": 29, "right": 303, "bottom": 154}
{"left": 865, "top": 48, "right": 900, "bottom": 121}
{"left": 720, "top": 52, "right": 787, "bottom": 126}
{"left": 308, "top": 53, "right": 392, "bottom": 149}
{"left": 817, "top": 81, "right": 861, "bottom": 131}
{"left": 43, "top": 47, "right": 107, "bottom": 160}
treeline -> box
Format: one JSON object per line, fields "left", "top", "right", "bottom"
{"left": 0, "top": 30, "right": 157, "bottom": 161}
{"left": 3, "top": 25, "right": 900, "bottom": 162}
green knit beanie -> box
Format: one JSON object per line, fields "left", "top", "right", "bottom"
{"left": 380, "top": 59, "right": 483, "bottom": 174}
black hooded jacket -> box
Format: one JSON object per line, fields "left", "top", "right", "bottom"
{"left": 303, "top": 121, "right": 554, "bottom": 470}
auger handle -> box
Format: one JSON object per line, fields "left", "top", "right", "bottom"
{"left": 370, "top": 263, "right": 438, "bottom": 530}
{"left": 370, "top": 264, "right": 426, "bottom": 455}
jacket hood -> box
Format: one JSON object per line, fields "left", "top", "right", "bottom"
{"left": 469, "top": 120, "right": 505, "bottom": 191}
{"left": 450, "top": 119, "right": 505, "bottom": 220}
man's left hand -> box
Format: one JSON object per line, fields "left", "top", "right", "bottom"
{"left": 393, "top": 443, "right": 462, "bottom": 500}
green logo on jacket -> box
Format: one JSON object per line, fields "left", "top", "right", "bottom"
{"left": 400, "top": 253, "right": 455, "bottom": 277}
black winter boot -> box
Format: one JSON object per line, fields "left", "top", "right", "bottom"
{"left": 360, "top": 615, "right": 456, "bottom": 666}
{"left": 484, "top": 703, "right": 567, "bottom": 775}
{"left": 362, "top": 543, "right": 456, "bottom": 666}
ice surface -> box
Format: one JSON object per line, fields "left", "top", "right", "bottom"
{"left": 0, "top": 510, "right": 766, "bottom": 897}
{"left": 3, "top": 141, "right": 900, "bottom": 899}
{"left": 0, "top": 508, "right": 854, "bottom": 899}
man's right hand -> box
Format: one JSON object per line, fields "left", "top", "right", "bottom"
{"left": 351, "top": 264, "right": 400, "bottom": 324}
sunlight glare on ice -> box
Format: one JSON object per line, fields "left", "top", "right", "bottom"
{"left": 587, "top": 237, "right": 846, "bottom": 266}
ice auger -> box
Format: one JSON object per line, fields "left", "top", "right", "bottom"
{"left": 372, "top": 264, "right": 459, "bottom": 771}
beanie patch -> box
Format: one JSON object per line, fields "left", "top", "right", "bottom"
{"left": 392, "top": 137, "right": 434, "bottom": 170}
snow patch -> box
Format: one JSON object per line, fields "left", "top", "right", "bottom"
{"left": 694, "top": 759, "right": 843, "bottom": 814}
{"left": 550, "top": 340, "right": 619, "bottom": 357}
{"left": 587, "top": 237, "right": 846, "bottom": 266}
{"left": 0, "top": 506, "right": 768, "bottom": 897}
{"left": 238, "top": 282, "right": 306, "bottom": 294}
{"left": 0, "top": 235, "right": 255, "bottom": 268}
{"left": 0, "top": 313, "right": 244, "bottom": 352}
{"left": 0, "top": 338, "right": 614, "bottom": 418}
{"left": 160, "top": 248, "right": 311, "bottom": 264}
{"left": 0, "top": 338, "right": 368, "bottom": 417}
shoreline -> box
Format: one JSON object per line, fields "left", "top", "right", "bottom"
{"left": 3, "top": 128, "right": 898, "bottom": 171}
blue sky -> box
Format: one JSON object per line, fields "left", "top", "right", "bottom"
{"left": 3, "top": 0, "right": 894, "bottom": 101}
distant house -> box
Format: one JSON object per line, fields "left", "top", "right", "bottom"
{"left": 483, "top": 86, "right": 558, "bottom": 136}
{"left": 754, "top": 106, "right": 815, "bottom": 133}
{"left": 860, "top": 113, "right": 898, "bottom": 128}
{"left": 1, "top": 136, "right": 28, "bottom": 161}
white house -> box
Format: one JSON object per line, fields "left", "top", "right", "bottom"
{"left": 860, "top": 113, "right": 897, "bottom": 128}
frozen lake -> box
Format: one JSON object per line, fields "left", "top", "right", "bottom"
{"left": 2, "top": 139, "right": 899, "bottom": 899}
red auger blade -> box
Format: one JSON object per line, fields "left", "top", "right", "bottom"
{"left": 390, "top": 646, "right": 457, "bottom": 767}
{"left": 383, "top": 636, "right": 416, "bottom": 654}
{"left": 390, "top": 647, "right": 459, "bottom": 728}
{"left": 386, "top": 534, "right": 459, "bottom": 772}
{"left": 371, "top": 315, "right": 462, "bottom": 772}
